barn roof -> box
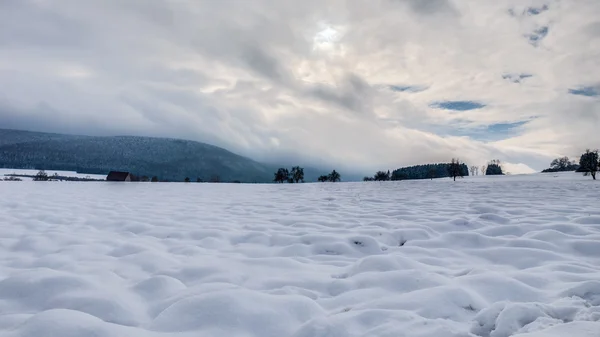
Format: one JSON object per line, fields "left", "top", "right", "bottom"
{"left": 106, "top": 171, "right": 130, "bottom": 181}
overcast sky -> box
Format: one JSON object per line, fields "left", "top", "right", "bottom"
{"left": 1, "top": 0, "right": 599, "bottom": 174}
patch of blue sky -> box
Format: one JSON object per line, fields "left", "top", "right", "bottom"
{"left": 388, "top": 85, "right": 427, "bottom": 93}
{"left": 568, "top": 86, "right": 599, "bottom": 97}
{"left": 527, "top": 5, "right": 549, "bottom": 15}
{"left": 527, "top": 26, "right": 548, "bottom": 46}
{"left": 440, "top": 120, "right": 529, "bottom": 142}
{"left": 486, "top": 121, "right": 528, "bottom": 133}
{"left": 430, "top": 101, "right": 486, "bottom": 111}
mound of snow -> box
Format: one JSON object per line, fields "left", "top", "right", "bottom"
{"left": 1, "top": 173, "right": 599, "bottom": 336}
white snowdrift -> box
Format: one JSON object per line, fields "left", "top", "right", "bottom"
{"left": 0, "top": 171, "right": 599, "bottom": 337}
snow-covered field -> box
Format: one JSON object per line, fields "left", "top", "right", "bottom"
{"left": 1, "top": 172, "right": 599, "bottom": 337}
{"left": 0, "top": 168, "right": 106, "bottom": 180}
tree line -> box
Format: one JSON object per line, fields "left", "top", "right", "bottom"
{"left": 540, "top": 149, "right": 599, "bottom": 180}
{"left": 541, "top": 156, "right": 580, "bottom": 173}
{"left": 363, "top": 158, "right": 508, "bottom": 182}
{"left": 272, "top": 166, "right": 342, "bottom": 183}
{"left": 17, "top": 149, "right": 600, "bottom": 184}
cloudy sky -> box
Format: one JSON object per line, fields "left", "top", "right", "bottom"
{"left": 1, "top": 0, "right": 599, "bottom": 174}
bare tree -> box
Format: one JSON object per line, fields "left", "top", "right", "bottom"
{"left": 447, "top": 158, "right": 465, "bottom": 181}
{"left": 470, "top": 166, "right": 477, "bottom": 176}
{"left": 481, "top": 165, "right": 487, "bottom": 176}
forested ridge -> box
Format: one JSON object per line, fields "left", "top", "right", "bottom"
{"left": 0, "top": 129, "right": 278, "bottom": 182}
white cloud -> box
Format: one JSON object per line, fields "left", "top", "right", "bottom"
{"left": 0, "top": 0, "right": 599, "bottom": 175}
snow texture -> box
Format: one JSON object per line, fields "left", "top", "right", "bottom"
{"left": 1, "top": 172, "right": 599, "bottom": 336}
{"left": 0, "top": 168, "right": 106, "bottom": 180}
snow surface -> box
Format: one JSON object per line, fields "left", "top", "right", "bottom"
{"left": 0, "top": 168, "right": 106, "bottom": 180}
{"left": 1, "top": 172, "right": 599, "bottom": 337}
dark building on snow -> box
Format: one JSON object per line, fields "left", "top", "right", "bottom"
{"left": 106, "top": 171, "right": 132, "bottom": 182}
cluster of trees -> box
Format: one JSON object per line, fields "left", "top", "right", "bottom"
{"left": 22, "top": 170, "right": 226, "bottom": 183}
{"left": 389, "top": 161, "right": 470, "bottom": 181}
{"left": 181, "top": 175, "right": 226, "bottom": 183}
{"left": 123, "top": 173, "right": 228, "bottom": 183}
{"left": 273, "top": 166, "right": 305, "bottom": 183}
{"left": 364, "top": 170, "right": 391, "bottom": 181}
{"left": 542, "top": 156, "right": 580, "bottom": 173}
{"left": 318, "top": 170, "right": 341, "bottom": 182}
{"left": 271, "top": 167, "right": 341, "bottom": 183}
{"left": 9, "top": 170, "right": 104, "bottom": 182}
{"left": 541, "top": 150, "right": 599, "bottom": 180}
{"left": 467, "top": 160, "right": 505, "bottom": 176}
{"left": 364, "top": 158, "right": 506, "bottom": 182}
{"left": 33, "top": 170, "right": 49, "bottom": 181}
{"left": 485, "top": 159, "right": 504, "bottom": 175}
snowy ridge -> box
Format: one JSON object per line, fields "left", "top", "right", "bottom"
{"left": 1, "top": 172, "right": 599, "bottom": 336}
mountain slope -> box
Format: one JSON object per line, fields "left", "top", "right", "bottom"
{"left": 0, "top": 129, "right": 280, "bottom": 182}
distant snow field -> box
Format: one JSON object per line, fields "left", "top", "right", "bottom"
{"left": 1, "top": 172, "right": 599, "bottom": 337}
{"left": 0, "top": 168, "right": 106, "bottom": 180}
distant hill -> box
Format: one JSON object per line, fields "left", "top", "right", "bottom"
{"left": 0, "top": 129, "right": 331, "bottom": 183}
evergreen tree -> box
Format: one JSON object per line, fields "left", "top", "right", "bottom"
{"left": 428, "top": 167, "right": 436, "bottom": 180}
{"left": 290, "top": 166, "right": 305, "bottom": 183}
{"left": 318, "top": 175, "right": 329, "bottom": 182}
{"left": 328, "top": 170, "right": 341, "bottom": 182}
{"left": 273, "top": 168, "right": 289, "bottom": 183}
{"left": 485, "top": 160, "right": 503, "bottom": 175}
{"left": 391, "top": 163, "right": 468, "bottom": 181}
